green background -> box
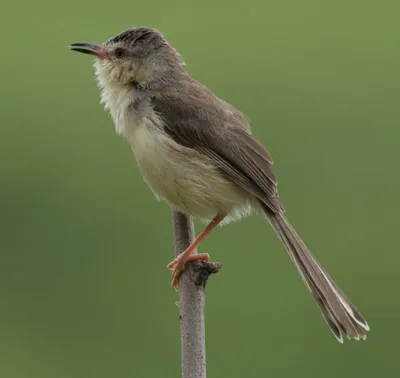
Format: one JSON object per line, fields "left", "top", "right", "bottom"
{"left": 1, "top": 0, "right": 399, "bottom": 377}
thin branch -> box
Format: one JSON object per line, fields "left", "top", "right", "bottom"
{"left": 172, "top": 210, "right": 222, "bottom": 378}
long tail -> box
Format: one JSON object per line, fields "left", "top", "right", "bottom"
{"left": 261, "top": 204, "right": 369, "bottom": 342}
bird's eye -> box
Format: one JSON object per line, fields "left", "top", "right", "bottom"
{"left": 115, "top": 48, "right": 124, "bottom": 58}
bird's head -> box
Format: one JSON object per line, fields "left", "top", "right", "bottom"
{"left": 69, "top": 27, "right": 184, "bottom": 87}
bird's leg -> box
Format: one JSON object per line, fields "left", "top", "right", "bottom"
{"left": 168, "top": 213, "right": 225, "bottom": 290}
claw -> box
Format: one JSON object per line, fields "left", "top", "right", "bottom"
{"left": 167, "top": 260, "right": 178, "bottom": 270}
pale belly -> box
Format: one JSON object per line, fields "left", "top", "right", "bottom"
{"left": 128, "top": 121, "right": 256, "bottom": 223}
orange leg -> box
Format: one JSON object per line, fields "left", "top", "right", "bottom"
{"left": 168, "top": 214, "right": 225, "bottom": 290}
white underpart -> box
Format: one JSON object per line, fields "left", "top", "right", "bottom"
{"left": 94, "top": 60, "right": 257, "bottom": 223}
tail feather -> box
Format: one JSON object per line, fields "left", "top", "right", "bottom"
{"left": 262, "top": 204, "right": 369, "bottom": 342}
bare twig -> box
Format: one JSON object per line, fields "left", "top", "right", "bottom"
{"left": 172, "top": 210, "right": 222, "bottom": 378}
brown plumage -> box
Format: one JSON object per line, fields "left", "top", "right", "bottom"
{"left": 152, "top": 80, "right": 369, "bottom": 342}
{"left": 69, "top": 27, "right": 369, "bottom": 342}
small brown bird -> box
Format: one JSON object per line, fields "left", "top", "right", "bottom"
{"left": 69, "top": 27, "right": 369, "bottom": 342}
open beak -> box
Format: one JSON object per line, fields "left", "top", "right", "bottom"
{"left": 69, "top": 42, "right": 107, "bottom": 59}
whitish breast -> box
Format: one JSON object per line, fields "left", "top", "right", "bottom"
{"left": 128, "top": 118, "right": 254, "bottom": 222}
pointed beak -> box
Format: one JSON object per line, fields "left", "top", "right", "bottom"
{"left": 68, "top": 42, "right": 108, "bottom": 59}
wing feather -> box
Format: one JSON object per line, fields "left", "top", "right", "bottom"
{"left": 152, "top": 86, "right": 282, "bottom": 213}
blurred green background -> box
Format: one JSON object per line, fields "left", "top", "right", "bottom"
{"left": 1, "top": 0, "right": 399, "bottom": 377}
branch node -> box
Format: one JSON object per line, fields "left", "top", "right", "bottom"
{"left": 189, "top": 261, "right": 223, "bottom": 288}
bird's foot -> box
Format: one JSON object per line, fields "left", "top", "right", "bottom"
{"left": 167, "top": 253, "right": 210, "bottom": 290}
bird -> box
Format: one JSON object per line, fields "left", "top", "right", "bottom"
{"left": 69, "top": 26, "right": 369, "bottom": 342}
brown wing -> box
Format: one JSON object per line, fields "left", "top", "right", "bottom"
{"left": 152, "top": 86, "right": 283, "bottom": 213}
